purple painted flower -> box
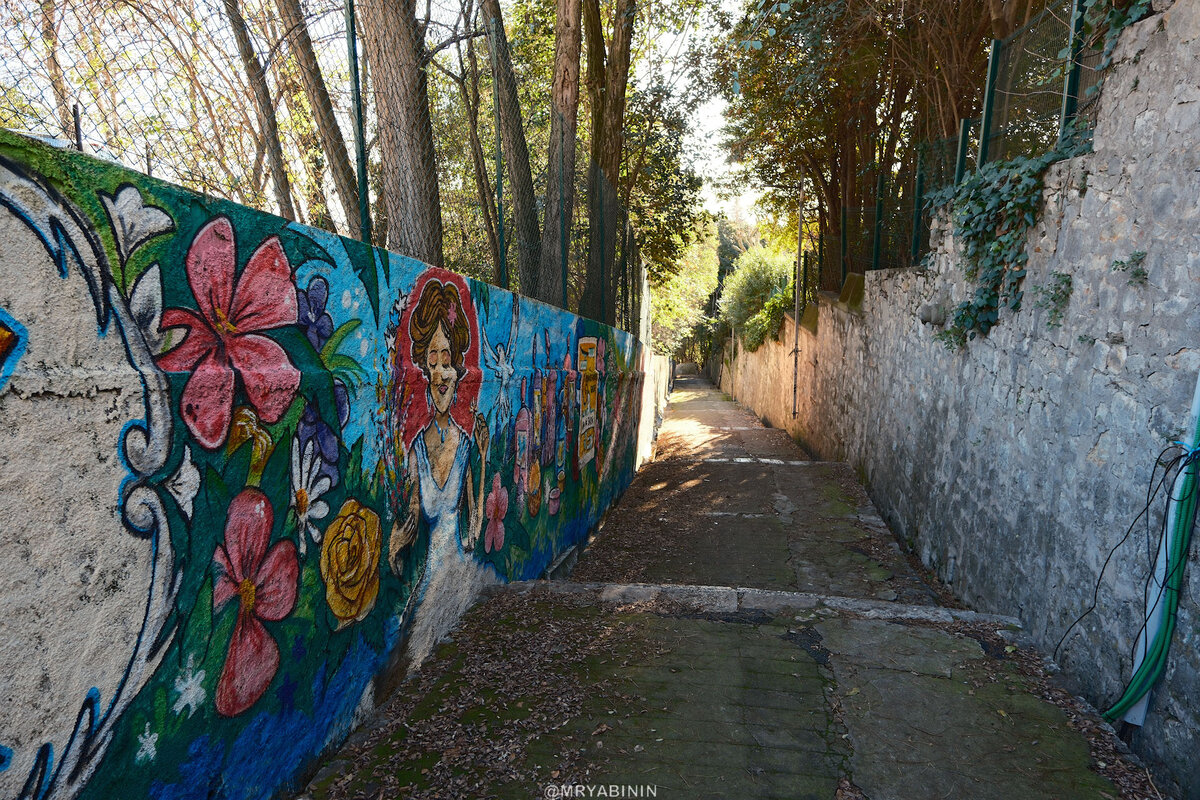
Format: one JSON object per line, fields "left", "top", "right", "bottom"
{"left": 297, "top": 402, "right": 340, "bottom": 488}
{"left": 334, "top": 380, "right": 349, "bottom": 428}
{"left": 297, "top": 276, "right": 334, "bottom": 352}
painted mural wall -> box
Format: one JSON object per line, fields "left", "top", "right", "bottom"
{"left": 0, "top": 129, "right": 665, "bottom": 800}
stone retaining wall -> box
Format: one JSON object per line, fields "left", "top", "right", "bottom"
{"left": 709, "top": 5, "right": 1200, "bottom": 793}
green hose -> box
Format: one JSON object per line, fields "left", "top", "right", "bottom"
{"left": 1103, "top": 442, "right": 1199, "bottom": 722}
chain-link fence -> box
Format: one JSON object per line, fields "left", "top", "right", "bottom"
{"left": 1, "top": 0, "right": 366, "bottom": 234}
{"left": 868, "top": 0, "right": 1099, "bottom": 275}
{"left": 980, "top": 0, "right": 1101, "bottom": 165}
{"left": 585, "top": 166, "right": 643, "bottom": 335}
{"left": 1073, "top": 30, "right": 1105, "bottom": 129}
{"left": 2, "top": 0, "right": 1105, "bottom": 319}
{"left": 1, "top": 0, "right": 644, "bottom": 332}
{"left": 980, "top": 1, "right": 1072, "bottom": 164}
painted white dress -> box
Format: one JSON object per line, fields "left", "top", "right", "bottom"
{"left": 404, "top": 424, "right": 498, "bottom": 666}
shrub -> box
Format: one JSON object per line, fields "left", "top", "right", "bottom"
{"left": 741, "top": 288, "right": 793, "bottom": 351}
{"left": 719, "top": 245, "right": 793, "bottom": 352}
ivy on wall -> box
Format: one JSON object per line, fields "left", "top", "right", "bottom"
{"left": 929, "top": 0, "right": 1150, "bottom": 349}
{"left": 931, "top": 151, "right": 1053, "bottom": 349}
{"left": 740, "top": 286, "right": 793, "bottom": 352}
{"left": 1083, "top": 0, "right": 1152, "bottom": 66}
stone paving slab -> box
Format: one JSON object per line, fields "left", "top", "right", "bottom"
{"left": 498, "top": 580, "right": 1021, "bottom": 627}
{"left": 302, "top": 590, "right": 1119, "bottom": 800}
{"left": 301, "top": 376, "right": 1132, "bottom": 800}
{"left": 552, "top": 600, "right": 1115, "bottom": 800}
{"left": 575, "top": 380, "right": 944, "bottom": 606}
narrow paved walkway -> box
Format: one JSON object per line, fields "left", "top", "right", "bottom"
{"left": 302, "top": 376, "right": 1142, "bottom": 800}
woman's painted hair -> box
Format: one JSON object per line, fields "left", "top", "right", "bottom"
{"left": 409, "top": 279, "right": 470, "bottom": 380}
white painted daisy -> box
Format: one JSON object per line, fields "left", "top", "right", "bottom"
{"left": 136, "top": 722, "right": 158, "bottom": 764}
{"left": 290, "top": 436, "right": 331, "bottom": 554}
{"left": 172, "top": 655, "right": 206, "bottom": 718}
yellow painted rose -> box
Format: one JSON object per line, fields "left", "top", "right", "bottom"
{"left": 320, "top": 500, "right": 382, "bottom": 628}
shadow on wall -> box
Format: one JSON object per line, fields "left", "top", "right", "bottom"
{"left": 0, "top": 129, "right": 656, "bottom": 800}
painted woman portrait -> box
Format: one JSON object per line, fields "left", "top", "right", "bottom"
{"left": 388, "top": 275, "right": 494, "bottom": 665}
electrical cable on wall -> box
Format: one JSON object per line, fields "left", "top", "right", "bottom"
{"left": 1052, "top": 444, "right": 1186, "bottom": 660}
{"left": 1054, "top": 371, "right": 1200, "bottom": 726}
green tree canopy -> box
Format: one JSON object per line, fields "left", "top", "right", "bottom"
{"left": 650, "top": 218, "right": 719, "bottom": 357}
{"left": 712, "top": 0, "right": 992, "bottom": 288}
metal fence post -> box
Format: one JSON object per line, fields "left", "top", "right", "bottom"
{"left": 977, "top": 39, "right": 1001, "bottom": 167}
{"left": 486, "top": 19, "right": 508, "bottom": 289}
{"left": 344, "top": 0, "right": 372, "bottom": 243}
{"left": 871, "top": 172, "right": 885, "bottom": 271}
{"left": 600, "top": 183, "right": 609, "bottom": 326}
{"left": 818, "top": 234, "right": 824, "bottom": 283}
{"left": 792, "top": 234, "right": 801, "bottom": 418}
{"left": 559, "top": 120, "right": 568, "bottom": 308}
{"left": 839, "top": 204, "right": 848, "bottom": 285}
{"left": 954, "top": 117, "right": 971, "bottom": 184}
{"left": 1059, "top": 0, "right": 1086, "bottom": 147}
{"left": 621, "top": 216, "right": 631, "bottom": 329}
{"left": 73, "top": 103, "right": 82, "bottom": 151}
{"left": 911, "top": 148, "right": 925, "bottom": 264}
{"left": 801, "top": 251, "right": 809, "bottom": 314}
{"left": 794, "top": 218, "right": 802, "bottom": 311}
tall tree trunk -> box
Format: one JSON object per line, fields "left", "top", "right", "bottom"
{"left": 879, "top": 75, "right": 911, "bottom": 182}
{"left": 597, "top": 0, "right": 634, "bottom": 188}
{"left": 222, "top": 0, "right": 296, "bottom": 220}
{"left": 359, "top": 50, "right": 389, "bottom": 247}
{"left": 538, "top": 0, "right": 582, "bottom": 308}
{"left": 579, "top": 0, "right": 636, "bottom": 326}
{"left": 987, "top": 0, "right": 1039, "bottom": 39}
{"left": 582, "top": 0, "right": 605, "bottom": 169}
{"left": 358, "top": 0, "right": 443, "bottom": 265}
{"left": 275, "top": 0, "right": 362, "bottom": 238}
{"left": 279, "top": 58, "right": 334, "bottom": 230}
{"left": 578, "top": 0, "right": 605, "bottom": 321}
{"left": 479, "top": 0, "right": 541, "bottom": 297}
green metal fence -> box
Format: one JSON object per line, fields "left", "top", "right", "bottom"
{"left": 979, "top": 0, "right": 1101, "bottom": 165}
{"left": 769, "top": 0, "right": 1104, "bottom": 295}
{"left": 901, "top": 0, "right": 1100, "bottom": 271}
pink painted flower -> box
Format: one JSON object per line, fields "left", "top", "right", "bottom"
{"left": 213, "top": 488, "right": 298, "bottom": 717}
{"left": 157, "top": 217, "right": 300, "bottom": 449}
{"left": 484, "top": 473, "right": 508, "bottom": 553}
